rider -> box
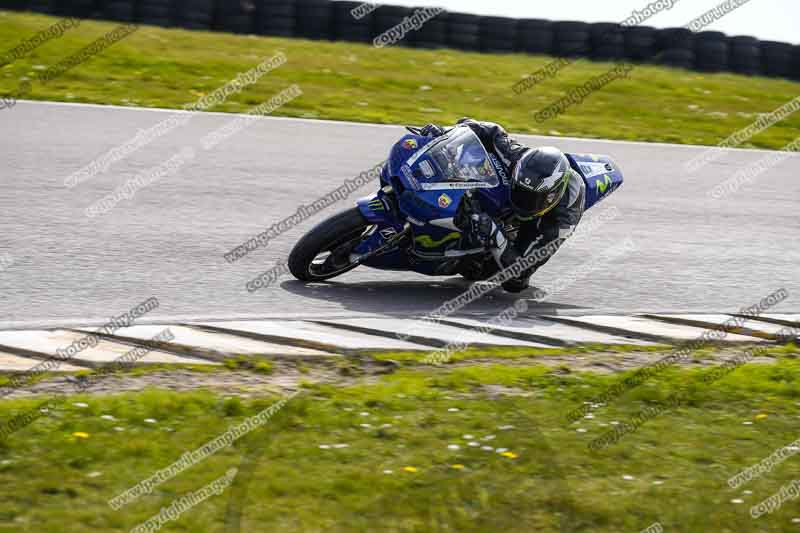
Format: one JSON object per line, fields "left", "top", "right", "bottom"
{"left": 419, "top": 118, "right": 585, "bottom": 293}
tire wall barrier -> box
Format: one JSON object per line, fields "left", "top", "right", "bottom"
{"left": 8, "top": 1, "right": 800, "bottom": 80}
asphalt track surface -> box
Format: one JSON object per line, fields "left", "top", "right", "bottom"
{"left": 0, "top": 100, "right": 798, "bottom": 329}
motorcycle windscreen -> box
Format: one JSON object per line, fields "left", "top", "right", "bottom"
{"left": 406, "top": 127, "right": 500, "bottom": 191}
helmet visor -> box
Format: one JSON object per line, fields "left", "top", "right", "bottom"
{"left": 510, "top": 168, "right": 571, "bottom": 216}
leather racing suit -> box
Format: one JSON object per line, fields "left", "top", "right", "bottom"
{"left": 422, "top": 118, "right": 586, "bottom": 292}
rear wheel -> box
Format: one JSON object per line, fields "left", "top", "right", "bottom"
{"left": 288, "top": 208, "right": 371, "bottom": 281}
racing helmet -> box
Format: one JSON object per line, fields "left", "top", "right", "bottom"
{"left": 509, "top": 147, "right": 572, "bottom": 217}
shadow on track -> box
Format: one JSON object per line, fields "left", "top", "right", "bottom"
{"left": 279, "top": 278, "right": 584, "bottom": 318}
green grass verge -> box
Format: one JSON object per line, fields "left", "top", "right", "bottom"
{"left": 0, "top": 363, "right": 222, "bottom": 389}
{"left": 367, "top": 342, "right": 672, "bottom": 363}
{"left": 2, "top": 11, "right": 800, "bottom": 149}
{"left": 222, "top": 356, "right": 274, "bottom": 374}
{"left": 1, "top": 355, "right": 800, "bottom": 532}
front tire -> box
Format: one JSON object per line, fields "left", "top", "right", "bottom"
{"left": 288, "top": 208, "right": 371, "bottom": 282}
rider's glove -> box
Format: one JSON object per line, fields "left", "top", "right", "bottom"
{"left": 470, "top": 213, "right": 494, "bottom": 246}
{"left": 420, "top": 123, "right": 445, "bottom": 138}
{"left": 470, "top": 213, "right": 508, "bottom": 251}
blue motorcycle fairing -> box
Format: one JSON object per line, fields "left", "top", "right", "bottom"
{"left": 354, "top": 188, "right": 467, "bottom": 265}
{"left": 567, "top": 153, "right": 624, "bottom": 210}
{"left": 356, "top": 193, "right": 394, "bottom": 226}
{"left": 398, "top": 156, "right": 511, "bottom": 223}
{"left": 347, "top": 135, "right": 623, "bottom": 278}
{"left": 397, "top": 188, "right": 463, "bottom": 223}
{"left": 387, "top": 134, "right": 433, "bottom": 193}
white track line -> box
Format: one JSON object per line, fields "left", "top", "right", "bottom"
{"left": 657, "top": 314, "right": 790, "bottom": 336}
{"left": 0, "top": 351, "right": 83, "bottom": 372}
{"left": 195, "top": 320, "right": 429, "bottom": 351}
{"left": 0, "top": 329, "right": 210, "bottom": 366}
{"left": 319, "top": 317, "right": 554, "bottom": 348}
{"left": 17, "top": 99, "right": 795, "bottom": 155}
{"left": 0, "top": 313, "right": 788, "bottom": 372}
{"left": 558, "top": 315, "right": 763, "bottom": 343}
{"left": 444, "top": 316, "right": 650, "bottom": 345}
{"left": 97, "top": 324, "right": 338, "bottom": 357}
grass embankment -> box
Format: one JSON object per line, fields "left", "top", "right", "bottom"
{"left": 367, "top": 342, "right": 672, "bottom": 363}
{"left": 2, "top": 11, "right": 800, "bottom": 149}
{"left": 1, "top": 344, "right": 799, "bottom": 532}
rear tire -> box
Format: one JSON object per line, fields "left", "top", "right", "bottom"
{"left": 288, "top": 208, "right": 370, "bottom": 282}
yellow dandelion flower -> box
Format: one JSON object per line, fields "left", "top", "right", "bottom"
{"left": 72, "top": 432, "right": 90, "bottom": 439}
{"left": 403, "top": 466, "right": 418, "bottom": 473}
{"left": 451, "top": 464, "right": 465, "bottom": 470}
{"left": 500, "top": 451, "right": 518, "bottom": 459}
{"left": 755, "top": 414, "right": 768, "bottom": 420}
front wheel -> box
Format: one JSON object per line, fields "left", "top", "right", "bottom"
{"left": 288, "top": 208, "right": 371, "bottom": 282}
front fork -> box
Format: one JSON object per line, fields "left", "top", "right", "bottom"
{"left": 352, "top": 185, "right": 410, "bottom": 263}
{"left": 356, "top": 185, "right": 401, "bottom": 226}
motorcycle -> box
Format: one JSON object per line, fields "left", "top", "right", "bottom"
{"left": 288, "top": 124, "right": 623, "bottom": 284}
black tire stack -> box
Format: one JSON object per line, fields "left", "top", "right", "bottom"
{"left": 56, "top": 0, "right": 95, "bottom": 18}
{"left": 657, "top": 28, "right": 694, "bottom": 69}
{"left": 624, "top": 25, "right": 658, "bottom": 62}
{"left": 553, "top": 21, "right": 590, "bottom": 57}
{"left": 480, "top": 16, "right": 517, "bottom": 54}
{"left": 590, "top": 22, "right": 625, "bottom": 61}
{"left": 216, "top": 0, "right": 256, "bottom": 34}
{"left": 294, "top": 0, "right": 332, "bottom": 40}
{"left": 412, "top": 8, "right": 447, "bottom": 49}
{"left": 693, "top": 31, "right": 729, "bottom": 72}
{"left": 516, "top": 19, "right": 553, "bottom": 55}
{"left": 102, "top": 0, "right": 137, "bottom": 22}
{"left": 793, "top": 46, "right": 800, "bottom": 81}
{"left": 256, "top": 0, "right": 296, "bottom": 37}
{"left": 728, "top": 36, "right": 761, "bottom": 75}
{"left": 371, "top": 5, "right": 413, "bottom": 47}
{"left": 446, "top": 12, "right": 481, "bottom": 52}
{"left": 8, "top": 1, "right": 800, "bottom": 82}
{"left": 173, "top": 0, "right": 214, "bottom": 29}
{"left": 136, "top": 0, "right": 174, "bottom": 27}
{"left": 331, "top": 1, "right": 372, "bottom": 43}
{"left": 760, "top": 41, "right": 794, "bottom": 79}
{"left": 26, "top": 0, "right": 58, "bottom": 14}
